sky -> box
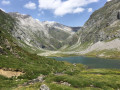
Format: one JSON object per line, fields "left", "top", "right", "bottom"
{"left": 0, "top": 0, "right": 111, "bottom": 27}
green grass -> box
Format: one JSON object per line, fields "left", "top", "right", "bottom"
{"left": 44, "top": 69, "right": 120, "bottom": 90}
{"left": 17, "top": 69, "right": 120, "bottom": 90}
{"left": 0, "top": 53, "right": 86, "bottom": 89}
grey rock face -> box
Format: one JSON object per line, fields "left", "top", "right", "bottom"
{"left": 40, "top": 84, "right": 50, "bottom": 90}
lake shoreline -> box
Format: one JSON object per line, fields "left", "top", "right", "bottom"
{"left": 50, "top": 56, "right": 120, "bottom": 69}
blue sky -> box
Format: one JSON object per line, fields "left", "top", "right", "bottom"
{"left": 0, "top": 0, "right": 110, "bottom": 27}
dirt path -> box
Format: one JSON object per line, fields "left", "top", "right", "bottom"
{"left": 0, "top": 69, "right": 24, "bottom": 78}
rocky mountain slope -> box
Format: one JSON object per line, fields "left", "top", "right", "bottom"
{"left": 79, "top": 0, "right": 120, "bottom": 43}
{"left": 8, "top": 12, "right": 79, "bottom": 51}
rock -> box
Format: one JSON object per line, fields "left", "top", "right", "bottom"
{"left": 37, "top": 75, "right": 44, "bottom": 82}
{"left": 61, "top": 82, "right": 71, "bottom": 86}
{"left": 10, "top": 48, "right": 13, "bottom": 52}
{"left": 54, "top": 73, "right": 65, "bottom": 76}
{"left": 6, "top": 45, "right": 11, "bottom": 50}
{"left": 90, "top": 85, "right": 94, "bottom": 87}
{"left": 73, "top": 63, "right": 76, "bottom": 67}
{"left": 0, "top": 46, "right": 3, "bottom": 49}
{"left": 23, "top": 75, "right": 45, "bottom": 86}
{"left": 40, "top": 84, "right": 50, "bottom": 90}
{"left": 6, "top": 56, "right": 8, "bottom": 58}
{"left": 5, "top": 39, "right": 10, "bottom": 46}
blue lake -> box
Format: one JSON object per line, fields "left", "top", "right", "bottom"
{"left": 51, "top": 56, "right": 120, "bottom": 69}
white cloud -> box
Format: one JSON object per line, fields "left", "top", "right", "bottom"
{"left": 38, "top": 0, "right": 99, "bottom": 16}
{"left": 88, "top": 8, "right": 93, "bottom": 12}
{"left": 73, "top": 8, "right": 85, "bottom": 13}
{"left": 38, "top": 0, "right": 61, "bottom": 9}
{"left": 107, "top": 0, "right": 111, "bottom": 2}
{"left": 1, "top": 0, "right": 10, "bottom": 5}
{"left": 24, "top": 1, "right": 36, "bottom": 10}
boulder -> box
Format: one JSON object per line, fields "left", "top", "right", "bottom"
{"left": 6, "top": 46, "right": 11, "bottom": 50}
{"left": 61, "top": 82, "right": 71, "bottom": 86}
{"left": 37, "top": 75, "right": 44, "bottom": 82}
{"left": 40, "top": 84, "right": 50, "bottom": 90}
{"left": 0, "top": 46, "right": 3, "bottom": 49}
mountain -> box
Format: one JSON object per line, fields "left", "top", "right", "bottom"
{"left": 8, "top": 12, "right": 79, "bottom": 51}
{"left": 79, "top": 0, "right": 120, "bottom": 43}
{"left": 64, "top": 0, "right": 120, "bottom": 58}
{"left": 42, "top": 21, "right": 74, "bottom": 34}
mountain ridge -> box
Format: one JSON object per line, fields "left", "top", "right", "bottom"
{"left": 8, "top": 12, "right": 80, "bottom": 51}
